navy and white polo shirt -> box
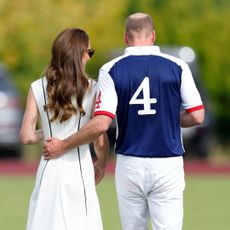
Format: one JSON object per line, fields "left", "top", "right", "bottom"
{"left": 94, "top": 46, "right": 204, "bottom": 158}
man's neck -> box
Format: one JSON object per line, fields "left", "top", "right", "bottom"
{"left": 128, "top": 39, "right": 154, "bottom": 47}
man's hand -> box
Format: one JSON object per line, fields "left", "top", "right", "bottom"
{"left": 94, "top": 160, "right": 106, "bottom": 185}
{"left": 43, "top": 137, "right": 65, "bottom": 160}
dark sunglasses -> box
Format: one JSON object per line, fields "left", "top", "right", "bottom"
{"left": 86, "top": 48, "right": 95, "bottom": 58}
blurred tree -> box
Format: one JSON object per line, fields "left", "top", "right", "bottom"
{"left": 0, "top": 0, "right": 125, "bottom": 95}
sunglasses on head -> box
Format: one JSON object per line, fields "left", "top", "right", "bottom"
{"left": 86, "top": 48, "right": 95, "bottom": 58}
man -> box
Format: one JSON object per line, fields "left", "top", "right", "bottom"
{"left": 44, "top": 12, "right": 205, "bottom": 230}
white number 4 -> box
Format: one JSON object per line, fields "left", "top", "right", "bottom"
{"left": 129, "top": 77, "right": 157, "bottom": 115}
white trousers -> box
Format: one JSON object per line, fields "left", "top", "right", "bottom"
{"left": 115, "top": 155, "right": 185, "bottom": 230}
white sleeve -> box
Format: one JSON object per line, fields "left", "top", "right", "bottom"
{"left": 94, "top": 68, "right": 117, "bottom": 118}
{"left": 180, "top": 63, "right": 204, "bottom": 112}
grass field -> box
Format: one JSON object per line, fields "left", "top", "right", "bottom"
{"left": 0, "top": 175, "right": 230, "bottom": 230}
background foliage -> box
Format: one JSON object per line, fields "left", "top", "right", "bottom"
{"left": 0, "top": 0, "right": 229, "bottom": 143}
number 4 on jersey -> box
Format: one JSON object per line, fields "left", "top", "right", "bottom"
{"left": 129, "top": 77, "right": 157, "bottom": 115}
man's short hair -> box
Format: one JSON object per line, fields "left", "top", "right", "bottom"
{"left": 125, "top": 13, "right": 154, "bottom": 40}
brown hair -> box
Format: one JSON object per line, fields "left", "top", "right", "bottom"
{"left": 125, "top": 13, "right": 154, "bottom": 41}
{"left": 45, "top": 28, "right": 90, "bottom": 123}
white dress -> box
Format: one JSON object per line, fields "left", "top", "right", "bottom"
{"left": 26, "top": 77, "right": 103, "bottom": 230}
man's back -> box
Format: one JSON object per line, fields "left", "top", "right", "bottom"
{"left": 97, "top": 46, "right": 202, "bottom": 157}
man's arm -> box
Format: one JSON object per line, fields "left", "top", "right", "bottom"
{"left": 180, "top": 108, "right": 205, "bottom": 128}
{"left": 93, "top": 132, "right": 109, "bottom": 185}
{"left": 43, "top": 115, "right": 112, "bottom": 159}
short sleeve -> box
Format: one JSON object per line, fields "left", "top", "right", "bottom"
{"left": 94, "top": 69, "right": 117, "bottom": 119}
{"left": 180, "top": 63, "right": 204, "bottom": 113}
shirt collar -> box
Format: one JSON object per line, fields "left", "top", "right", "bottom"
{"left": 124, "top": 46, "right": 160, "bottom": 56}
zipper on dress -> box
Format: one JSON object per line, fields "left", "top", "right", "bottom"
{"left": 39, "top": 159, "right": 49, "bottom": 188}
{"left": 77, "top": 113, "right": 87, "bottom": 216}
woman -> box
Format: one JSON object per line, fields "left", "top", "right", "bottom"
{"left": 20, "top": 28, "right": 108, "bottom": 230}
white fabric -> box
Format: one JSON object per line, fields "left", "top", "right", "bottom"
{"left": 115, "top": 155, "right": 185, "bottom": 230}
{"left": 95, "top": 68, "right": 117, "bottom": 117}
{"left": 26, "top": 78, "right": 103, "bottom": 230}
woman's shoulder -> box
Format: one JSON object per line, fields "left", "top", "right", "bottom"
{"left": 88, "top": 78, "right": 97, "bottom": 86}
{"left": 31, "top": 77, "right": 45, "bottom": 86}
{"left": 84, "top": 78, "right": 97, "bottom": 99}
{"left": 30, "top": 77, "right": 47, "bottom": 96}
{"left": 32, "top": 76, "right": 47, "bottom": 86}
{"left": 88, "top": 78, "right": 97, "bottom": 91}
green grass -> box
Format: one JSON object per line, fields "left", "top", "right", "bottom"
{"left": 0, "top": 175, "right": 230, "bottom": 230}
{"left": 0, "top": 176, "right": 33, "bottom": 229}
{"left": 184, "top": 176, "right": 230, "bottom": 230}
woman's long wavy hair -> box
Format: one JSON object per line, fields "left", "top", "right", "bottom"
{"left": 44, "top": 28, "right": 90, "bottom": 123}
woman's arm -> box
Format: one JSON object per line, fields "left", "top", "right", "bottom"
{"left": 20, "top": 87, "right": 43, "bottom": 144}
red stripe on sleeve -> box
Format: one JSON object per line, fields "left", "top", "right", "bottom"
{"left": 186, "top": 105, "right": 204, "bottom": 113}
{"left": 94, "top": 111, "right": 115, "bottom": 119}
